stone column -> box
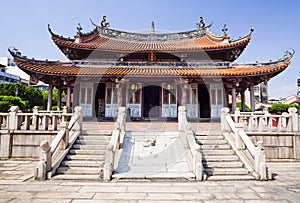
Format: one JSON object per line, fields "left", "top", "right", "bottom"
{"left": 116, "top": 83, "right": 124, "bottom": 107}
{"left": 57, "top": 88, "right": 62, "bottom": 111}
{"left": 181, "top": 83, "right": 188, "bottom": 106}
{"left": 241, "top": 91, "right": 245, "bottom": 112}
{"left": 232, "top": 86, "right": 236, "bottom": 113}
{"left": 66, "top": 86, "right": 71, "bottom": 112}
{"left": 47, "top": 83, "right": 53, "bottom": 111}
{"left": 224, "top": 88, "right": 229, "bottom": 107}
{"left": 249, "top": 83, "right": 255, "bottom": 112}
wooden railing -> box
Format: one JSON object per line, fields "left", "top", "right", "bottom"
{"left": 221, "top": 107, "right": 270, "bottom": 180}
{"left": 0, "top": 106, "right": 72, "bottom": 131}
{"left": 232, "top": 108, "right": 299, "bottom": 133}
{"left": 178, "top": 106, "right": 205, "bottom": 180}
{"left": 34, "top": 106, "right": 83, "bottom": 180}
{"left": 103, "top": 107, "right": 126, "bottom": 181}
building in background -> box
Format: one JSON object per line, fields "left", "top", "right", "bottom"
{"left": 0, "top": 57, "right": 29, "bottom": 85}
{"left": 253, "top": 83, "right": 268, "bottom": 104}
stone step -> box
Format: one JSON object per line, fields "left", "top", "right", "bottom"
{"left": 52, "top": 174, "right": 101, "bottom": 180}
{"left": 57, "top": 167, "right": 102, "bottom": 175}
{"left": 202, "top": 149, "right": 235, "bottom": 155}
{"left": 203, "top": 161, "right": 244, "bottom": 168}
{"left": 203, "top": 155, "right": 239, "bottom": 162}
{"left": 61, "top": 160, "right": 104, "bottom": 167}
{"left": 78, "top": 136, "right": 111, "bottom": 141}
{"left": 75, "top": 140, "right": 110, "bottom": 145}
{"left": 113, "top": 172, "right": 195, "bottom": 180}
{"left": 195, "top": 135, "right": 224, "bottom": 140}
{"left": 196, "top": 139, "right": 228, "bottom": 145}
{"left": 201, "top": 144, "right": 231, "bottom": 150}
{"left": 204, "top": 168, "right": 249, "bottom": 176}
{"left": 206, "top": 175, "right": 255, "bottom": 181}
{"left": 66, "top": 154, "right": 105, "bottom": 161}
{"left": 69, "top": 149, "right": 106, "bottom": 155}
{"left": 81, "top": 130, "right": 112, "bottom": 135}
{"left": 72, "top": 144, "right": 107, "bottom": 150}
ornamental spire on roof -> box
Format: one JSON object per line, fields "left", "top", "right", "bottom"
{"left": 151, "top": 21, "right": 155, "bottom": 34}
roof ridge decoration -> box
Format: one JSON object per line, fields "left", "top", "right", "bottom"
{"left": 89, "top": 16, "right": 218, "bottom": 42}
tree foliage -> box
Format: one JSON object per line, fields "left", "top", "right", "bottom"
{"left": 236, "top": 102, "right": 251, "bottom": 112}
{"left": 268, "top": 103, "right": 299, "bottom": 114}
{"left": 0, "top": 83, "right": 43, "bottom": 111}
{"left": 0, "top": 96, "right": 25, "bottom": 112}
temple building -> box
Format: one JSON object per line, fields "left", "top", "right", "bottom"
{"left": 9, "top": 16, "right": 293, "bottom": 119}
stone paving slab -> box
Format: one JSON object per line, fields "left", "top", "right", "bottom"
{"left": 1, "top": 158, "right": 300, "bottom": 202}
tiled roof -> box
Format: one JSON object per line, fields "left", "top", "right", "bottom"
{"left": 13, "top": 58, "right": 290, "bottom": 78}
{"left": 51, "top": 33, "right": 251, "bottom": 52}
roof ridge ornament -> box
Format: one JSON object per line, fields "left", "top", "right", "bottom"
{"left": 101, "top": 16, "right": 110, "bottom": 28}
{"left": 77, "top": 23, "right": 83, "bottom": 35}
{"left": 151, "top": 21, "right": 155, "bottom": 34}
{"left": 222, "top": 24, "right": 228, "bottom": 36}
{"left": 196, "top": 16, "right": 205, "bottom": 30}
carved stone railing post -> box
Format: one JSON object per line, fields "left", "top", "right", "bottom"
{"left": 254, "top": 141, "right": 268, "bottom": 180}
{"left": 103, "top": 144, "right": 114, "bottom": 181}
{"left": 288, "top": 107, "right": 299, "bottom": 132}
{"left": 60, "top": 122, "right": 69, "bottom": 150}
{"left": 235, "top": 123, "right": 245, "bottom": 150}
{"left": 74, "top": 106, "right": 83, "bottom": 130}
{"left": 221, "top": 107, "right": 230, "bottom": 132}
{"left": 8, "top": 106, "right": 19, "bottom": 130}
{"left": 34, "top": 140, "right": 51, "bottom": 180}
{"left": 178, "top": 106, "right": 187, "bottom": 132}
{"left": 62, "top": 106, "right": 68, "bottom": 122}
{"left": 32, "top": 106, "right": 39, "bottom": 130}
{"left": 234, "top": 108, "right": 240, "bottom": 123}
{"left": 52, "top": 113, "right": 58, "bottom": 130}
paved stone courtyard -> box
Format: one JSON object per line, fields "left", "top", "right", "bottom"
{"left": 0, "top": 160, "right": 299, "bottom": 202}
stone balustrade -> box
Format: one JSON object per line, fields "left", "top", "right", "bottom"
{"left": 178, "top": 106, "right": 204, "bottom": 181}
{"left": 34, "top": 106, "right": 83, "bottom": 180}
{"left": 0, "top": 106, "right": 72, "bottom": 131}
{"left": 222, "top": 107, "right": 271, "bottom": 180}
{"left": 232, "top": 107, "right": 299, "bottom": 133}
{"left": 103, "top": 107, "right": 126, "bottom": 181}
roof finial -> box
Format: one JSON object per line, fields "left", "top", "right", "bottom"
{"left": 77, "top": 23, "right": 82, "bottom": 35}
{"left": 101, "top": 16, "right": 110, "bottom": 28}
{"left": 197, "top": 16, "right": 206, "bottom": 30}
{"left": 151, "top": 21, "right": 155, "bottom": 34}
{"left": 222, "top": 24, "right": 228, "bottom": 36}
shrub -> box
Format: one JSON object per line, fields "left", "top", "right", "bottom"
{"left": 0, "top": 96, "right": 25, "bottom": 112}
{"left": 236, "top": 102, "right": 251, "bottom": 112}
{"left": 268, "top": 103, "right": 299, "bottom": 114}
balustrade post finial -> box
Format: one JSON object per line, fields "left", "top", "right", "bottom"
{"left": 254, "top": 141, "right": 269, "bottom": 180}
{"left": 288, "top": 107, "right": 299, "bottom": 132}
{"left": 34, "top": 140, "right": 51, "bottom": 180}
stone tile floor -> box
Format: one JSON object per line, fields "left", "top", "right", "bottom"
{"left": 0, "top": 160, "right": 300, "bottom": 202}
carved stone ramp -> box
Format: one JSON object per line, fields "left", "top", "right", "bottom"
{"left": 112, "top": 131, "right": 195, "bottom": 180}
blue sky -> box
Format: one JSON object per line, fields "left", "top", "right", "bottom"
{"left": 0, "top": 0, "right": 299, "bottom": 98}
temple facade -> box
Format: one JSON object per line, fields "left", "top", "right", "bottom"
{"left": 9, "top": 17, "right": 293, "bottom": 119}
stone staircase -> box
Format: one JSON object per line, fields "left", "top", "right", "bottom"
{"left": 195, "top": 131, "right": 255, "bottom": 181}
{"left": 52, "top": 130, "right": 112, "bottom": 180}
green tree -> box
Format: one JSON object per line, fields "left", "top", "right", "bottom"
{"left": 0, "top": 96, "right": 25, "bottom": 112}
{"left": 268, "top": 103, "right": 299, "bottom": 114}
{"left": 42, "top": 88, "right": 66, "bottom": 110}
{"left": 0, "top": 83, "right": 43, "bottom": 111}
{"left": 236, "top": 102, "right": 251, "bottom": 112}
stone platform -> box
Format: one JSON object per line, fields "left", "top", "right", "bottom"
{"left": 0, "top": 160, "right": 300, "bottom": 202}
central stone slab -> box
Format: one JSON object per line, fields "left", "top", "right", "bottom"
{"left": 113, "top": 131, "right": 195, "bottom": 180}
